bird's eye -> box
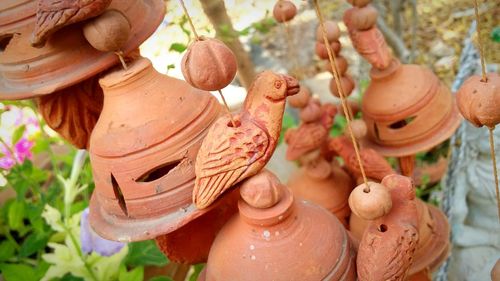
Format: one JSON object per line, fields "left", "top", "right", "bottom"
{"left": 274, "top": 80, "right": 283, "bottom": 89}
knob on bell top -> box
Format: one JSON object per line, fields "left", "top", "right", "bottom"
{"left": 240, "top": 170, "right": 282, "bottom": 209}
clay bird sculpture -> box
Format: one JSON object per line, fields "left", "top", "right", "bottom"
{"left": 194, "top": 71, "right": 300, "bottom": 209}
{"left": 356, "top": 174, "right": 419, "bottom": 281}
{"left": 31, "top": 0, "right": 112, "bottom": 47}
{"left": 329, "top": 136, "right": 394, "bottom": 182}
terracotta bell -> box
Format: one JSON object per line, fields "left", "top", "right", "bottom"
{"left": 0, "top": 0, "right": 164, "bottom": 100}
{"left": 360, "top": 61, "right": 462, "bottom": 157}
{"left": 88, "top": 58, "right": 239, "bottom": 264}
{"left": 0, "top": 0, "right": 35, "bottom": 35}
{"left": 202, "top": 170, "right": 357, "bottom": 281}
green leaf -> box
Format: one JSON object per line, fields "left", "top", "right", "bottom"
{"left": 19, "top": 232, "right": 50, "bottom": 258}
{"left": 0, "top": 263, "right": 37, "bottom": 281}
{"left": 149, "top": 277, "right": 174, "bottom": 281}
{"left": 491, "top": 26, "right": 500, "bottom": 43}
{"left": 125, "top": 240, "right": 168, "bottom": 267}
{"left": 169, "top": 43, "right": 187, "bottom": 53}
{"left": 11, "top": 125, "right": 26, "bottom": 145}
{"left": 119, "top": 264, "right": 143, "bottom": 281}
{"left": 0, "top": 241, "right": 16, "bottom": 262}
{"left": 188, "top": 264, "right": 205, "bottom": 281}
{"left": 8, "top": 200, "right": 25, "bottom": 230}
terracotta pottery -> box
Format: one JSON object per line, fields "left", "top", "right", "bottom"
{"left": 288, "top": 85, "right": 311, "bottom": 108}
{"left": 181, "top": 37, "right": 237, "bottom": 91}
{"left": 315, "top": 20, "right": 340, "bottom": 42}
{"left": 193, "top": 71, "right": 299, "bottom": 209}
{"left": 315, "top": 41, "right": 341, "bottom": 60}
{"left": 286, "top": 123, "right": 328, "bottom": 161}
{"left": 330, "top": 75, "right": 355, "bottom": 98}
{"left": 360, "top": 63, "right": 461, "bottom": 157}
{"left": 456, "top": 72, "right": 500, "bottom": 128}
{"left": 0, "top": 0, "right": 164, "bottom": 100}
{"left": 408, "top": 269, "right": 431, "bottom": 281}
{"left": 324, "top": 56, "right": 349, "bottom": 76}
{"left": 350, "top": 5, "right": 378, "bottom": 31}
{"left": 493, "top": 259, "right": 500, "bottom": 281}
{"left": 0, "top": 0, "right": 35, "bottom": 35}
{"left": 203, "top": 170, "right": 357, "bottom": 281}
{"left": 36, "top": 75, "right": 104, "bottom": 149}
{"left": 82, "top": 9, "right": 131, "bottom": 52}
{"left": 344, "top": 119, "right": 367, "bottom": 140}
{"left": 88, "top": 57, "right": 224, "bottom": 242}
{"left": 298, "top": 98, "right": 323, "bottom": 123}
{"left": 347, "top": 0, "right": 372, "bottom": 7}
{"left": 356, "top": 174, "right": 419, "bottom": 281}
{"left": 272, "top": 0, "right": 297, "bottom": 23}
{"left": 349, "top": 181, "right": 392, "bottom": 220}
{"left": 288, "top": 159, "right": 354, "bottom": 227}
{"left": 413, "top": 157, "right": 448, "bottom": 186}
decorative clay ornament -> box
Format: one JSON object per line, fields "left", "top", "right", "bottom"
{"left": 350, "top": 5, "right": 378, "bottom": 31}
{"left": 201, "top": 170, "right": 357, "bottom": 281}
{"left": 272, "top": 0, "right": 297, "bottom": 23}
{"left": 193, "top": 71, "right": 299, "bottom": 209}
{"left": 315, "top": 20, "right": 340, "bottom": 43}
{"left": 288, "top": 85, "right": 311, "bottom": 108}
{"left": 349, "top": 181, "right": 392, "bottom": 220}
{"left": 82, "top": 9, "right": 131, "bottom": 53}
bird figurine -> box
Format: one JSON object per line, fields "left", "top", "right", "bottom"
{"left": 329, "top": 136, "right": 395, "bottom": 182}
{"left": 31, "top": 0, "right": 112, "bottom": 47}
{"left": 193, "top": 71, "right": 300, "bottom": 209}
{"left": 356, "top": 174, "right": 419, "bottom": 281}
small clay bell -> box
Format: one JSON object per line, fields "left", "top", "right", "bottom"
{"left": 456, "top": 73, "right": 500, "bottom": 128}
{"left": 181, "top": 37, "right": 237, "bottom": 91}
{"left": 324, "top": 56, "right": 348, "bottom": 75}
{"left": 330, "top": 75, "right": 355, "bottom": 98}
{"left": 83, "top": 10, "right": 131, "bottom": 52}
{"left": 288, "top": 85, "right": 311, "bottom": 108}
{"left": 350, "top": 5, "right": 378, "bottom": 30}
{"left": 273, "top": 0, "right": 297, "bottom": 23}
{"left": 315, "top": 41, "right": 341, "bottom": 60}
{"left": 348, "top": 181, "right": 392, "bottom": 220}
{"left": 316, "top": 20, "right": 341, "bottom": 42}
{"left": 347, "top": 0, "right": 372, "bottom": 7}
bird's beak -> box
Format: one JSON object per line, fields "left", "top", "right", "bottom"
{"left": 282, "top": 75, "right": 300, "bottom": 96}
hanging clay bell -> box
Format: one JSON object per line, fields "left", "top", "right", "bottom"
{"left": 0, "top": 0, "right": 164, "bottom": 99}
{"left": 347, "top": 0, "right": 372, "bottom": 7}
{"left": 272, "top": 0, "right": 297, "bottom": 23}
{"left": 202, "top": 170, "right": 357, "bottom": 281}
{"left": 88, "top": 57, "right": 240, "bottom": 265}
{"left": 330, "top": 75, "right": 355, "bottom": 98}
{"left": 288, "top": 159, "right": 354, "bottom": 227}
{"left": 324, "top": 56, "right": 349, "bottom": 75}
{"left": 360, "top": 61, "right": 461, "bottom": 157}
{"left": 288, "top": 85, "right": 311, "bottom": 108}
{"left": 356, "top": 174, "right": 419, "bottom": 281}
{"left": 316, "top": 20, "right": 341, "bottom": 42}
{"left": 315, "top": 41, "right": 341, "bottom": 60}
{"left": 350, "top": 5, "right": 378, "bottom": 30}
{"left": 456, "top": 73, "right": 500, "bottom": 128}
{"left": 181, "top": 37, "right": 237, "bottom": 91}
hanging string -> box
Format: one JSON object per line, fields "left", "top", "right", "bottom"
{"left": 488, "top": 127, "right": 500, "bottom": 221}
{"left": 472, "top": 0, "right": 487, "bottom": 82}
{"left": 178, "top": 0, "right": 236, "bottom": 127}
{"left": 312, "top": 0, "right": 369, "bottom": 190}
{"left": 115, "top": 51, "right": 128, "bottom": 70}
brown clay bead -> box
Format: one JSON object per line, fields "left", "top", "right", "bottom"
{"left": 181, "top": 37, "right": 237, "bottom": 91}
{"left": 315, "top": 41, "right": 341, "bottom": 60}
{"left": 344, "top": 119, "right": 367, "bottom": 139}
{"left": 83, "top": 10, "right": 131, "bottom": 52}
{"left": 330, "top": 75, "right": 355, "bottom": 98}
{"left": 240, "top": 170, "right": 282, "bottom": 208}
{"left": 299, "top": 99, "right": 323, "bottom": 123}
{"left": 350, "top": 5, "right": 378, "bottom": 30}
{"left": 273, "top": 0, "right": 297, "bottom": 23}
{"left": 315, "top": 20, "right": 341, "bottom": 42}
{"left": 347, "top": 0, "right": 372, "bottom": 7}
{"left": 288, "top": 85, "right": 311, "bottom": 108}
{"left": 348, "top": 181, "right": 392, "bottom": 220}
{"left": 324, "top": 56, "right": 349, "bottom": 76}
{"left": 456, "top": 73, "right": 500, "bottom": 128}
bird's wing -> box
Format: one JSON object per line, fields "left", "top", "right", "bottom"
{"left": 32, "top": 0, "right": 111, "bottom": 47}
{"left": 194, "top": 116, "right": 269, "bottom": 208}
{"left": 347, "top": 148, "right": 394, "bottom": 181}
{"left": 286, "top": 123, "right": 327, "bottom": 160}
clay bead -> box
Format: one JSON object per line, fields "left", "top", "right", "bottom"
{"left": 324, "top": 56, "right": 349, "bottom": 76}
{"left": 315, "top": 41, "right": 341, "bottom": 59}
{"left": 83, "top": 10, "right": 131, "bottom": 52}
{"left": 330, "top": 75, "right": 355, "bottom": 98}
{"left": 347, "top": 0, "right": 372, "bottom": 7}
{"left": 316, "top": 20, "right": 341, "bottom": 42}
{"left": 273, "top": 0, "right": 297, "bottom": 23}
{"left": 350, "top": 5, "right": 378, "bottom": 30}
{"left": 348, "top": 181, "right": 392, "bottom": 220}
{"left": 288, "top": 86, "right": 311, "bottom": 108}
{"left": 344, "top": 119, "right": 367, "bottom": 139}
{"left": 181, "top": 37, "right": 237, "bottom": 91}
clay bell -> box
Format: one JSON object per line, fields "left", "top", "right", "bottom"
{"left": 361, "top": 62, "right": 461, "bottom": 157}
{"left": 0, "top": 0, "right": 164, "bottom": 100}
{"left": 288, "top": 159, "right": 354, "bottom": 227}
{"left": 88, "top": 57, "right": 237, "bottom": 251}
{"left": 0, "top": 0, "right": 35, "bottom": 35}
{"left": 202, "top": 170, "right": 357, "bottom": 281}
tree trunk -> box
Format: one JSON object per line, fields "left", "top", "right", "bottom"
{"left": 200, "top": 0, "right": 256, "bottom": 90}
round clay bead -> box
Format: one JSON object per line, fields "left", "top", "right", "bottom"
{"left": 347, "top": 0, "right": 372, "bottom": 7}
{"left": 240, "top": 170, "right": 281, "bottom": 209}
{"left": 351, "top": 5, "right": 378, "bottom": 30}
{"left": 324, "top": 56, "right": 348, "bottom": 75}
{"left": 315, "top": 41, "right": 341, "bottom": 60}
{"left": 288, "top": 86, "right": 311, "bottom": 108}
{"left": 181, "top": 37, "right": 237, "bottom": 91}
{"left": 83, "top": 10, "right": 131, "bottom": 52}
{"left": 299, "top": 100, "right": 322, "bottom": 123}
{"left": 345, "top": 119, "right": 367, "bottom": 139}
{"left": 316, "top": 20, "right": 341, "bottom": 42}
{"left": 330, "top": 75, "right": 355, "bottom": 98}
{"left": 273, "top": 0, "right": 297, "bottom": 23}
{"left": 348, "top": 182, "right": 392, "bottom": 220}
{"left": 456, "top": 73, "right": 500, "bottom": 128}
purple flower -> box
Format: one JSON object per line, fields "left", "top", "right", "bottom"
{"left": 0, "top": 137, "right": 34, "bottom": 170}
{"left": 80, "top": 208, "right": 125, "bottom": 256}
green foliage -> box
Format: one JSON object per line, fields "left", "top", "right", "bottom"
{"left": 330, "top": 115, "right": 347, "bottom": 137}
{"left": 125, "top": 240, "right": 169, "bottom": 267}
{"left": 278, "top": 112, "right": 297, "bottom": 145}
{"left": 491, "top": 26, "right": 500, "bottom": 43}
{"left": 188, "top": 264, "right": 205, "bottom": 281}
{"left": 169, "top": 43, "right": 187, "bottom": 53}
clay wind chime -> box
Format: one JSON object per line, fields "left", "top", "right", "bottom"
{"left": 455, "top": 0, "right": 500, "bottom": 220}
